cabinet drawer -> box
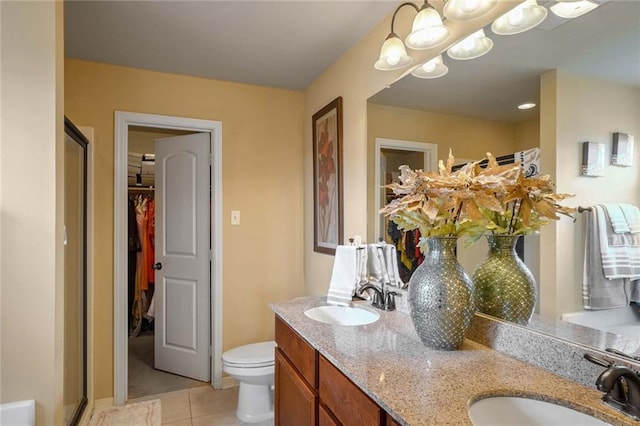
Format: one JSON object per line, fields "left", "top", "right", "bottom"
{"left": 275, "top": 315, "right": 317, "bottom": 388}
{"left": 319, "top": 355, "right": 382, "bottom": 426}
{"left": 275, "top": 348, "right": 317, "bottom": 426}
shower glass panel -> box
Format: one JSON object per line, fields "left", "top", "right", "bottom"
{"left": 64, "top": 118, "right": 88, "bottom": 425}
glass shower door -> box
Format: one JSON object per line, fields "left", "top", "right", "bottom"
{"left": 63, "top": 118, "right": 88, "bottom": 425}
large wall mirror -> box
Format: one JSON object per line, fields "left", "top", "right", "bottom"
{"left": 64, "top": 117, "right": 88, "bottom": 425}
{"left": 367, "top": 0, "right": 640, "bottom": 358}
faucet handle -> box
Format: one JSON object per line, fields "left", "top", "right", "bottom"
{"left": 384, "top": 290, "right": 398, "bottom": 311}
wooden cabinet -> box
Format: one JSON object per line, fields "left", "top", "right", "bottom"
{"left": 275, "top": 349, "right": 316, "bottom": 426}
{"left": 275, "top": 315, "right": 394, "bottom": 426}
{"left": 319, "top": 355, "right": 382, "bottom": 426}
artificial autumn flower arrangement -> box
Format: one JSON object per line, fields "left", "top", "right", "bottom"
{"left": 379, "top": 151, "right": 575, "bottom": 251}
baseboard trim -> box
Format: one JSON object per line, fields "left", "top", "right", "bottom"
{"left": 222, "top": 376, "right": 238, "bottom": 389}
{"left": 93, "top": 397, "right": 114, "bottom": 412}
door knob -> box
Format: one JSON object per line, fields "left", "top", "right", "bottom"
{"left": 152, "top": 262, "right": 163, "bottom": 271}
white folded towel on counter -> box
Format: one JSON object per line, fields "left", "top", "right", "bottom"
{"left": 327, "top": 245, "right": 362, "bottom": 306}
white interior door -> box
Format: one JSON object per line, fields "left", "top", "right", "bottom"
{"left": 154, "top": 132, "right": 210, "bottom": 381}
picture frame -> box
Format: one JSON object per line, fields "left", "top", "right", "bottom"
{"left": 612, "top": 132, "right": 634, "bottom": 167}
{"left": 581, "top": 141, "right": 606, "bottom": 177}
{"left": 312, "top": 97, "right": 343, "bottom": 255}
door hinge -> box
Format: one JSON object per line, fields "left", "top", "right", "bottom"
{"left": 209, "top": 249, "right": 213, "bottom": 261}
{"left": 208, "top": 153, "right": 212, "bottom": 165}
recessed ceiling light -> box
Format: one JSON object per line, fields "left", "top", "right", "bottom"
{"left": 550, "top": 1, "right": 598, "bottom": 19}
{"left": 518, "top": 102, "right": 536, "bottom": 110}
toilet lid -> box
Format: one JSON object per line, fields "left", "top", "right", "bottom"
{"left": 222, "top": 341, "right": 276, "bottom": 367}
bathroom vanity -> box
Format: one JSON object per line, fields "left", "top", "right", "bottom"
{"left": 271, "top": 297, "right": 636, "bottom": 425}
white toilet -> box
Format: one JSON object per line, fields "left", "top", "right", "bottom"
{"left": 222, "top": 341, "right": 276, "bottom": 423}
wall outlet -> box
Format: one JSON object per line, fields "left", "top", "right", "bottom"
{"left": 231, "top": 210, "right": 240, "bottom": 225}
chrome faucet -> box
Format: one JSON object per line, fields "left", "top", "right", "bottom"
{"left": 596, "top": 364, "right": 640, "bottom": 420}
{"left": 357, "top": 283, "right": 398, "bottom": 311}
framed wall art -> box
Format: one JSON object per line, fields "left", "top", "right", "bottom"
{"left": 581, "top": 141, "right": 605, "bottom": 177}
{"left": 312, "top": 97, "right": 343, "bottom": 255}
{"left": 612, "top": 132, "right": 634, "bottom": 167}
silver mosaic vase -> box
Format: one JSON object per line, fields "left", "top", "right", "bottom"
{"left": 473, "top": 235, "right": 537, "bottom": 326}
{"left": 408, "top": 237, "right": 475, "bottom": 350}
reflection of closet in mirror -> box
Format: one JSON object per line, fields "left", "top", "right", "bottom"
{"left": 64, "top": 118, "right": 88, "bottom": 425}
{"left": 374, "top": 138, "right": 437, "bottom": 283}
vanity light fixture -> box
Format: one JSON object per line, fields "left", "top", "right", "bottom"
{"left": 443, "top": 0, "right": 498, "bottom": 21}
{"left": 375, "top": 1, "right": 450, "bottom": 71}
{"left": 550, "top": 0, "right": 598, "bottom": 19}
{"left": 518, "top": 102, "right": 536, "bottom": 110}
{"left": 406, "top": 1, "right": 450, "bottom": 49}
{"left": 375, "top": 32, "right": 414, "bottom": 70}
{"left": 374, "top": 2, "right": 419, "bottom": 71}
{"left": 491, "top": 0, "right": 548, "bottom": 35}
{"left": 447, "top": 28, "right": 493, "bottom": 60}
{"left": 411, "top": 55, "right": 449, "bottom": 78}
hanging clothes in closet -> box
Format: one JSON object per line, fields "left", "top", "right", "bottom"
{"left": 128, "top": 190, "right": 155, "bottom": 337}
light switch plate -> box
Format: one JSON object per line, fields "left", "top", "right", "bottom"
{"left": 231, "top": 210, "right": 240, "bottom": 225}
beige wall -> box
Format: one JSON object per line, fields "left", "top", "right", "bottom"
{"left": 304, "top": 1, "right": 519, "bottom": 296}
{"left": 366, "top": 102, "right": 524, "bottom": 243}
{"left": 65, "top": 59, "right": 306, "bottom": 399}
{"left": 540, "top": 71, "right": 640, "bottom": 318}
{"left": 515, "top": 119, "right": 540, "bottom": 151}
{"left": 0, "top": 1, "right": 65, "bottom": 425}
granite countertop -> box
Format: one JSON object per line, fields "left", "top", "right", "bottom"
{"left": 270, "top": 296, "right": 636, "bottom": 426}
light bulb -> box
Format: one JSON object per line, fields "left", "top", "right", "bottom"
{"left": 508, "top": 7, "right": 525, "bottom": 26}
{"left": 422, "top": 62, "right": 437, "bottom": 73}
{"left": 461, "top": 0, "right": 480, "bottom": 13}
{"left": 387, "top": 55, "right": 401, "bottom": 66}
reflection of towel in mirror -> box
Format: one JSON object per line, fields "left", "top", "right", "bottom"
{"left": 327, "top": 246, "right": 359, "bottom": 306}
{"left": 583, "top": 206, "right": 629, "bottom": 309}
{"left": 597, "top": 205, "right": 640, "bottom": 279}
{"left": 383, "top": 244, "right": 403, "bottom": 287}
{"left": 366, "top": 244, "right": 385, "bottom": 286}
{"left": 620, "top": 204, "right": 640, "bottom": 233}
{"left": 604, "top": 204, "right": 631, "bottom": 233}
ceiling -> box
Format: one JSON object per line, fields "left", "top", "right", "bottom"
{"left": 65, "top": 1, "right": 639, "bottom": 122}
{"left": 64, "top": 0, "right": 398, "bottom": 91}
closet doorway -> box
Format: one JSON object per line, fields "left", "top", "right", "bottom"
{"left": 114, "top": 112, "right": 223, "bottom": 405}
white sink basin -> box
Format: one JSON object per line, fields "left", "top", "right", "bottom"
{"left": 469, "top": 396, "right": 608, "bottom": 426}
{"left": 304, "top": 305, "right": 379, "bottom": 326}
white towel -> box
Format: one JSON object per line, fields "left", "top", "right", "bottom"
{"left": 620, "top": 204, "right": 640, "bottom": 233}
{"left": 356, "top": 245, "right": 368, "bottom": 286}
{"left": 583, "top": 206, "right": 629, "bottom": 309}
{"left": 366, "top": 244, "right": 385, "bottom": 286}
{"left": 383, "top": 243, "right": 404, "bottom": 287}
{"left": 596, "top": 205, "right": 640, "bottom": 279}
{"left": 604, "top": 204, "right": 631, "bottom": 233}
{"left": 327, "top": 246, "right": 359, "bottom": 306}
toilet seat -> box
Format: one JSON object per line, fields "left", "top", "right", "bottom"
{"left": 222, "top": 341, "right": 275, "bottom": 368}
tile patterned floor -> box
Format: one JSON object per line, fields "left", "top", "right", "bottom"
{"left": 127, "top": 386, "right": 274, "bottom": 425}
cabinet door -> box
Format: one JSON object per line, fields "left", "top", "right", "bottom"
{"left": 275, "top": 348, "right": 317, "bottom": 426}
{"left": 275, "top": 316, "right": 317, "bottom": 388}
{"left": 319, "top": 404, "right": 340, "bottom": 426}
{"left": 319, "top": 355, "right": 382, "bottom": 426}
{"left": 386, "top": 413, "right": 401, "bottom": 426}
